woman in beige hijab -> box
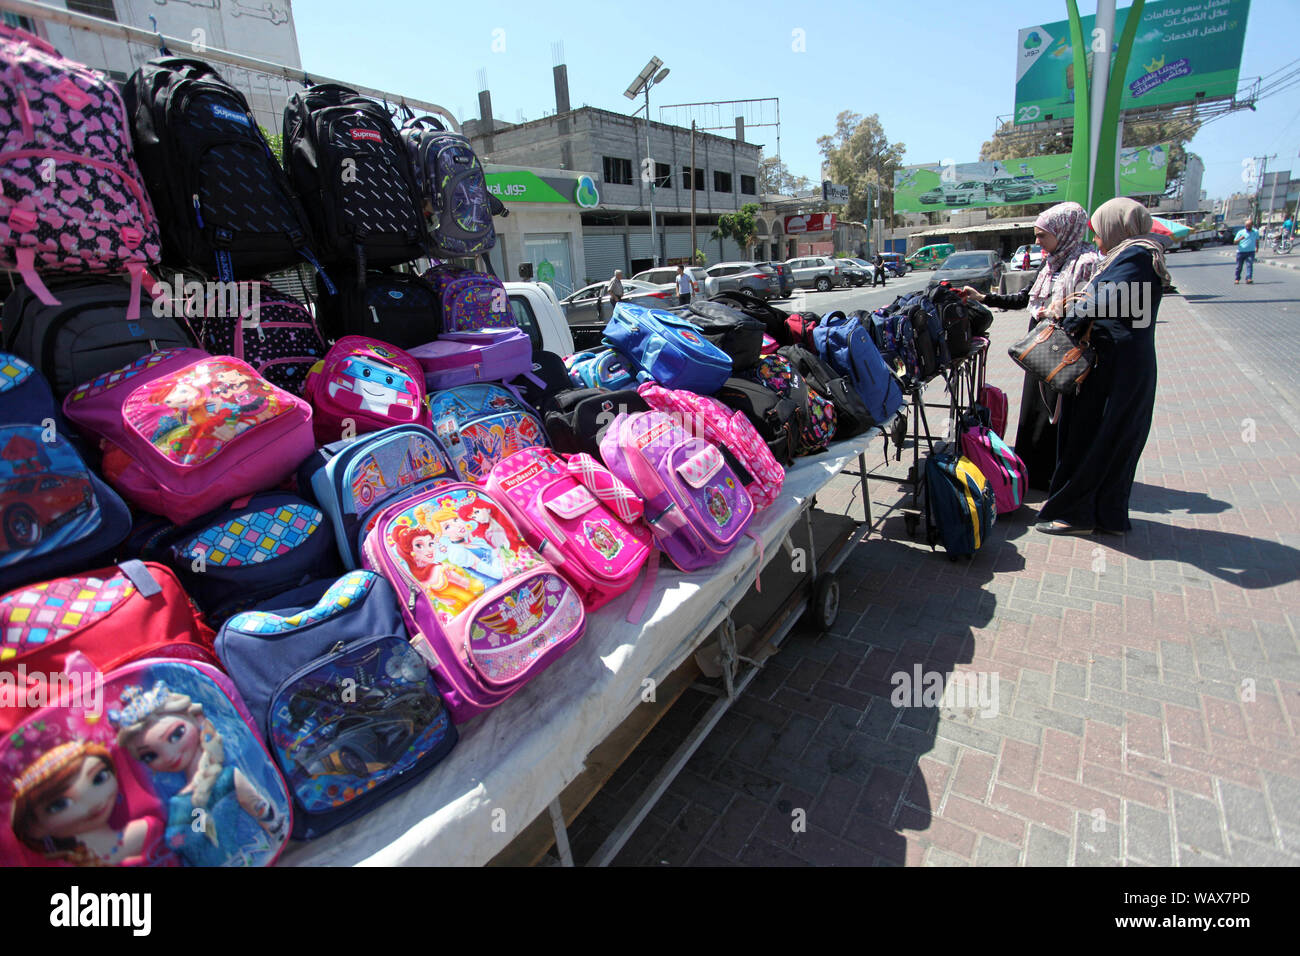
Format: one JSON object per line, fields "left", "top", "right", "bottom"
{"left": 1034, "top": 198, "right": 1168, "bottom": 536}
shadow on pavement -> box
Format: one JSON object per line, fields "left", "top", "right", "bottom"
{"left": 1131, "top": 482, "right": 1232, "bottom": 515}
{"left": 1109, "top": 519, "right": 1299, "bottom": 588}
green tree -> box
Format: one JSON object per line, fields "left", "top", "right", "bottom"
{"left": 817, "top": 111, "right": 905, "bottom": 223}
{"left": 712, "top": 203, "right": 761, "bottom": 258}
{"left": 260, "top": 126, "right": 285, "bottom": 168}
{"left": 758, "top": 154, "right": 813, "bottom": 196}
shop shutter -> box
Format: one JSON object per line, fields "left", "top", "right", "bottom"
{"left": 664, "top": 232, "right": 691, "bottom": 260}
{"left": 722, "top": 237, "right": 743, "bottom": 261}
{"left": 583, "top": 235, "right": 625, "bottom": 285}
{"left": 627, "top": 232, "right": 654, "bottom": 260}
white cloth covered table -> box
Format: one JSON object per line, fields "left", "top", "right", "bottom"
{"left": 279, "top": 429, "right": 881, "bottom": 866}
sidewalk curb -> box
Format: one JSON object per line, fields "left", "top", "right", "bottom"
{"left": 1215, "top": 249, "right": 1300, "bottom": 272}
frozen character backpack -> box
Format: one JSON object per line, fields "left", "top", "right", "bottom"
{"left": 486, "top": 446, "right": 651, "bottom": 612}
{"left": 0, "top": 353, "right": 131, "bottom": 594}
{"left": 361, "top": 484, "right": 586, "bottom": 723}
{"left": 427, "top": 383, "right": 547, "bottom": 483}
{"left": 0, "top": 25, "right": 162, "bottom": 319}
{"left": 598, "top": 410, "right": 755, "bottom": 573}
{"left": 303, "top": 336, "right": 431, "bottom": 444}
{"left": 216, "top": 571, "right": 456, "bottom": 839}
{"left": 61, "top": 348, "right": 314, "bottom": 525}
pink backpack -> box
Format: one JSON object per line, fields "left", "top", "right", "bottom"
{"left": 599, "top": 410, "right": 755, "bottom": 573}
{"left": 61, "top": 348, "right": 314, "bottom": 524}
{"left": 486, "top": 447, "right": 651, "bottom": 611}
{"left": 0, "top": 26, "right": 161, "bottom": 319}
{"left": 361, "top": 483, "right": 586, "bottom": 723}
{"left": 637, "top": 381, "right": 784, "bottom": 509}
{"left": 303, "top": 336, "right": 431, "bottom": 443}
{"left": 960, "top": 421, "right": 1026, "bottom": 514}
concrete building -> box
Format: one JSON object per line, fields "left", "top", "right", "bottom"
{"left": 10, "top": 0, "right": 303, "bottom": 132}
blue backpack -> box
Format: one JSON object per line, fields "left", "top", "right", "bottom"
{"left": 216, "top": 570, "right": 457, "bottom": 839}
{"left": 0, "top": 353, "right": 131, "bottom": 593}
{"left": 924, "top": 449, "right": 996, "bottom": 558}
{"left": 810, "top": 312, "right": 903, "bottom": 425}
{"left": 300, "top": 424, "right": 458, "bottom": 568}
{"left": 427, "top": 383, "right": 548, "bottom": 483}
{"left": 401, "top": 116, "right": 496, "bottom": 259}
{"left": 565, "top": 348, "right": 637, "bottom": 390}
{"left": 602, "top": 302, "right": 731, "bottom": 395}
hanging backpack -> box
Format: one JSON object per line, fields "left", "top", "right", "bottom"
{"left": 602, "top": 302, "right": 732, "bottom": 395}
{"left": 742, "top": 353, "right": 836, "bottom": 455}
{"left": 0, "top": 354, "right": 131, "bottom": 593}
{"left": 362, "top": 483, "right": 587, "bottom": 723}
{"left": 282, "top": 84, "right": 425, "bottom": 272}
{"left": 0, "top": 653, "right": 292, "bottom": 866}
{"left": 421, "top": 266, "right": 511, "bottom": 333}
{"left": 924, "top": 448, "right": 996, "bottom": 558}
{"left": 123, "top": 56, "right": 331, "bottom": 285}
{"left": 216, "top": 570, "right": 457, "bottom": 839}
{"left": 427, "top": 383, "right": 547, "bottom": 483}
{"left": 401, "top": 116, "right": 496, "bottom": 258}
{"left": 62, "top": 348, "right": 315, "bottom": 524}
{"left": 779, "top": 344, "right": 873, "bottom": 439}
{"left": 303, "top": 336, "right": 431, "bottom": 444}
{"left": 486, "top": 447, "right": 651, "bottom": 611}
{"left": 299, "top": 423, "right": 457, "bottom": 568}
{"left": 0, "top": 25, "right": 161, "bottom": 319}
{"left": 810, "top": 311, "right": 904, "bottom": 426}
{"left": 598, "top": 411, "right": 755, "bottom": 572}
{"left": 314, "top": 269, "right": 441, "bottom": 348}
{"left": 564, "top": 348, "right": 637, "bottom": 390}
{"left": 543, "top": 387, "right": 649, "bottom": 458}
{"left": 410, "top": 327, "right": 535, "bottom": 391}
{"left": 196, "top": 281, "right": 326, "bottom": 397}
{"left": 959, "top": 417, "right": 1026, "bottom": 515}
{"left": 929, "top": 282, "right": 975, "bottom": 361}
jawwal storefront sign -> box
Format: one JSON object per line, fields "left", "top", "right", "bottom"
{"left": 485, "top": 169, "right": 599, "bottom": 206}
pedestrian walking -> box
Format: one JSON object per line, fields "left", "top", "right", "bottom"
{"left": 961, "top": 201, "right": 1101, "bottom": 489}
{"left": 607, "top": 270, "right": 625, "bottom": 304}
{"left": 1234, "top": 219, "right": 1259, "bottom": 284}
{"left": 1022, "top": 249, "right": 1032, "bottom": 271}
{"left": 873, "top": 253, "right": 887, "bottom": 287}
{"left": 674, "top": 264, "right": 692, "bottom": 305}
{"left": 1034, "top": 197, "right": 1168, "bottom": 537}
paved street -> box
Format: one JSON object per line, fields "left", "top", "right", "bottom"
{"left": 566, "top": 247, "right": 1300, "bottom": 867}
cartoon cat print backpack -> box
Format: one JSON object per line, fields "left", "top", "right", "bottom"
{"left": 401, "top": 116, "right": 496, "bottom": 258}
{"left": 303, "top": 336, "right": 431, "bottom": 444}
{"left": 0, "top": 25, "right": 162, "bottom": 319}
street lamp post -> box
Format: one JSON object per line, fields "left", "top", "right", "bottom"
{"left": 625, "top": 58, "right": 670, "bottom": 269}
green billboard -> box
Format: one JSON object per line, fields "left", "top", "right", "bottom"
{"left": 892, "top": 147, "right": 1169, "bottom": 214}
{"left": 1014, "top": 0, "right": 1250, "bottom": 125}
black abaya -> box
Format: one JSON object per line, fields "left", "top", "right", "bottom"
{"left": 981, "top": 288, "right": 1058, "bottom": 490}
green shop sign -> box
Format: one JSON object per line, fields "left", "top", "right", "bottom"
{"left": 485, "top": 169, "right": 599, "bottom": 206}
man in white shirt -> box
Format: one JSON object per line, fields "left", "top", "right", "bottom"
{"left": 675, "top": 264, "right": 693, "bottom": 305}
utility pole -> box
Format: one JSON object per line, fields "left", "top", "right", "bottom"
{"left": 1253, "top": 155, "right": 1274, "bottom": 223}
{"left": 644, "top": 83, "right": 657, "bottom": 267}
{"left": 690, "top": 121, "right": 697, "bottom": 264}
{"left": 1265, "top": 154, "right": 1280, "bottom": 227}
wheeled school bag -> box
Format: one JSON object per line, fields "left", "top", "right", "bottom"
{"left": 0, "top": 354, "right": 131, "bottom": 593}
{"left": 303, "top": 336, "right": 431, "bottom": 444}
{"left": 959, "top": 417, "right": 1026, "bottom": 514}
{"left": 411, "top": 327, "right": 534, "bottom": 390}
{"left": 778, "top": 345, "right": 873, "bottom": 440}
{"left": 427, "top": 383, "right": 547, "bottom": 483}
{"left": 314, "top": 269, "right": 441, "bottom": 347}
{"left": 421, "top": 266, "right": 511, "bottom": 333}
{"left": 0, "top": 25, "right": 162, "bottom": 319}
{"left": 362, "top": 482, "right": 587, "bottom": 723}
{"left": 61, "top": 348, "right": 315, "bottom": 525}
{"left": 401, "top": 116, "right": 496, "bottom": 258}
{"left": 603, "top": 302, "right": 732, "bottom": 395}
{"left": 924, "top": 448, "right": 996, "bottom": 558}
{"left": 216, "top": 570, "right": 457, "bottom": 839}
{"left": 124, "top": 57, "right": 330, "bottom": 284}
{"left": 282, "top": 84, "right": 426, "bottom": 270}
{"left": 599, "top": 410, "right": 755, "bottom": 572}
{"left": 675, "top": 300, "right": 766, "bottom": 373}
{"left": 487, "top": 446, "right": 651, "bottom": 611}
{"left": 742, "top": 353, "right": 836, "bottom": 456}
{"left": 0, "top": 653, "right": 292, "bottom": 866}
{"left": 810, "top": 311, "right": 904, "bottom": 426}
{"left": 564, "top": 348, "right": 637, "bottom": 390}
{"left": 196, "top": 281, "right": 326, "bottom": 396}
{"left": 713, "top": 377, "right": 799, "bottom": 466}
{"left": 1, "top": 276, "right": 192, "bottom": 400}
{"left": 543, "top": 387, "right": 649, "bottom": 458}
{"left": 300, "top": 423, "right": 457, "bottom": 568}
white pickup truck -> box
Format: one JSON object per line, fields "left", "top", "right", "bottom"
{"left": 504, "top": 281, "right": 576, "bottom": 356}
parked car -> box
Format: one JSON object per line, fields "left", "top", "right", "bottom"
{"left": 927, "top": 250, "right": 1003, "bottom": 295}
{"left": 879, "top": 252, "right": 910, "bottom": 277}
{"left": 835, "top": 257, "right": 871, "bottom": 287}
{"left": 918, "top": 188, "right": 944, "bottom": 205}
{"left": 632, "top": 265, "right": 708, "bottom": 298}
{"left": 703, "top": 261, "right": 781, "bottom": 299}
{"left": 505, "top": 281, "right": 576, "bottom": 353}
{"left": 999, "top": 181, "right": 1036, "bottom": 202}
{"left": 905, "top": 243, "right": 956, "bottom": 271}
{"left": 1032, "top": 180, "right": 1059, "bottom": 195}
{"left": 784, "top": 255, "right": 844, "bottom": 292}
{"left": 560, "top": 279, "right": 672, "bottom": 323}
{"left": 753, "top": 261, "right": 793, "bottom": 297}
{"left": 1010, "top": 244, "right": 1044, "bottom": 270}
{"left": 945, "top": 181, "right": 987, "bottom": 205}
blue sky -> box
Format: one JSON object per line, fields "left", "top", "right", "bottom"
{"left": 294, "top": 0, "right": 1300, "bottom": 201}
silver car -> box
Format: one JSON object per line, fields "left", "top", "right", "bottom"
{"left": 560, "top": 279, "right": 673, "bottom": 323}
{"left": 702, "top": 261, "right": 780, "bottom": 300}
{"left": 785, "top": 255, "right": 844, "bottom": 292}
{"left": 632, "top": 266, "right": 707, "bottom": 298}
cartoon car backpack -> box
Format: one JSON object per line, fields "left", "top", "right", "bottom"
{"left": 303, "top": 336, "right": 431, "bottom": 444}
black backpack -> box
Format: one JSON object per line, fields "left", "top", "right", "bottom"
{"left": 708, "top": 291, "right": 792, "bottom": 345}
{"left": 283, "top": 84, "right": 426, "bottom": 273}
{"left": 543, "top": 387, "right": 649, "bottom": 458}
{"left": 778, "top": 345, "right": 874, "bottom": 438}
{"left": 124, "top": 57, "right": 329, "bottom": 284}
{"left": 714, "top": 377, "right": 799, "bottom": 465}
{"left": 314, "top": 269, "right": 440, "bottom": 346}
{"left": 675, "top": 300, "right": 766, "bottom": 373}
{"left": 2, "top": 277, "right": 193, "bottom": 398}
{"left": 929, "top": 282, "right": 976, "bottom": 359}
{"left": 509, "top": 350, "right": 571, "bottom": 412}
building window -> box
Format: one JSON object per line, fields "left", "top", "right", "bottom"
{"left": 654, "top": 163, "right": 671, "bottom": 189}
{"left": 681, "top": 167, "right": 705, "bottom": 191}
{"left": 65, "top": 0, "right": 117, "bottom": 21}
{"left": 602, "top": 156, "right": 633, "bottom": 186}
{"left": 714, "top": 171, "right": 733, "bottom": 193}
{"left": 740, "top": 174, "right": 757, "bottom": 195}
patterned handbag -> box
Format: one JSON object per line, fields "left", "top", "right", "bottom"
{"left": 1008, "top": 317, "right": 1096, "bottom": 396}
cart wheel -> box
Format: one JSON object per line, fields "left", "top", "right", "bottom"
{"left": 904, "top": 512, "right": 919, "bottom": 536}
{"left": 811, "top": 574, "right": 840, "bottom": 630}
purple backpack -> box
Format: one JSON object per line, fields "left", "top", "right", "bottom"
{"left": 401, "top": 116, "right": 496, "bottom": 258}
{"left": 410, "top": 327, "right": 534, "bottom": 390}
{"left": 0, "top": 25, "right": 161, "bottom": 319}
{"left": 197, "top": 281, "right": 326, "bottom": 396}
{"left": 422, "top": 266, "right": 512, "bottom": 332}
{"left": 599, "top": 410, "right": 755, "bottom": 572}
